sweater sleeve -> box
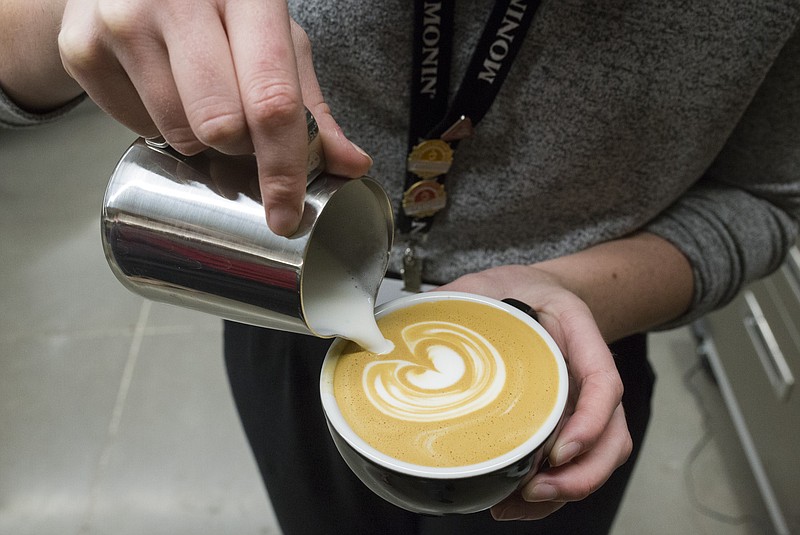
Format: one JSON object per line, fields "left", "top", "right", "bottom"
{"left": 645, "top": 22, "right": 800, "bottom": 329}
{"left": 0, "top": 87, "right": 85, "bottom": 128}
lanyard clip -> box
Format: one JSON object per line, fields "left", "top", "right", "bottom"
{"left": 401, "top": 243, "right": 423, "bottom": 293}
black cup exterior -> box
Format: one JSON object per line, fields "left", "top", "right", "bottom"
{"left": 325, "top": 416, "right": 548, "bottom": 515}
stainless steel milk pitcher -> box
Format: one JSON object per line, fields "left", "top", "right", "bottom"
{"left": 101, "top": 113, "right": 394, "bottom": 336}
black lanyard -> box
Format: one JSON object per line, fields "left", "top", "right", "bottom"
{"left": 399, "top": 0, "right": 541, "bottom": 289}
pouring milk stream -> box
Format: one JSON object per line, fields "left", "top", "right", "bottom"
{"left": 303, "top": 242, "right": 395, "bottom": 355}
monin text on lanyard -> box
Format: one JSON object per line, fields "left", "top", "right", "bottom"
{"left": 399, "top": 0, "right": 540, "bottom": 292}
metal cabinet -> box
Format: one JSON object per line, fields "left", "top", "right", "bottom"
{"left": 696, "top": 246, "right": 800, "bottom": 535}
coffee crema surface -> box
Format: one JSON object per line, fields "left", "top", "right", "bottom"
{"left": 332, "top": 300, "right": 559, "bottom": 467}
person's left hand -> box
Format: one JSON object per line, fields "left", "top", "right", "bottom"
{"left": 436, "top": 264, "right": 632, "bottom": 520}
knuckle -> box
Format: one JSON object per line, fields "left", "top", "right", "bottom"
{"left": 96, "top": 1, "right": 146, "bottom": 40}
{"left": 312, "top": 101, "right": 333, "bottom": 122}
{"left": 245, "top": 80, "right": 303, "bottom": 127}
{"left": 585, "top": 369, "right": 624, "bottom": 405}
{"left": 58, "top": 26, "right": 104, "bottom": 76}
{"left": 575, "top": 478, "right": 601, "bottom": 501}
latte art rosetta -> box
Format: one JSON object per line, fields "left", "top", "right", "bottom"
{"left": 362, "top": 321, "right": 506, "bottom": 422}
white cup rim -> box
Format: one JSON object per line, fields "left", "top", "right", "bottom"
{"left": 320, "top": 291, "right": 569, "bottom": 479}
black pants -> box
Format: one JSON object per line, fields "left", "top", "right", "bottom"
{"left": 224, "top": 323, "right": 655, "bottom": 535}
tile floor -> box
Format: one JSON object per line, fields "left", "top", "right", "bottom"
{"left": 0, "top": 101, "right": 776, "bottom": 534}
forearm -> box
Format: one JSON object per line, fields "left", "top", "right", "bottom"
{"left": 0, "top": 0, "right": 82, "bottom": 111}
{"left": 534, "top": 232, "right": 694, "bottom": 343}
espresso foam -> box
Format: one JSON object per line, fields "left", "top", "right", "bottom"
{"left": 332, "top": 299, "right": 559, "bottom": 467}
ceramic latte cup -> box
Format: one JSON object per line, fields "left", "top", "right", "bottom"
{"left": 319, "top": 291, "right": 569, "bottom": 515}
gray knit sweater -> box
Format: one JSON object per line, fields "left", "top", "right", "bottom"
{"left": 290, "top": 0, "right": 800, "bottom": 327}
{"left": 3, "top": 0, "right": 799, "bottom": 330}
{"left": 0, "top": 90, "right": 84, "bottom": 128}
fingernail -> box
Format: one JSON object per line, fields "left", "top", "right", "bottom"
{"left": 267, "top": 205, "right": 301, "bottom": 236}
{"left": 351, "top": 141, "right": 373, "bottom": 166}
{"left": 554, "top": 442, "right": 581, "bottom": 466}
{"left": 527, "top": 483, "right": 558, "bottom": 502}
{"left": 494, "top": 503, "right": 524, "bottom": 521}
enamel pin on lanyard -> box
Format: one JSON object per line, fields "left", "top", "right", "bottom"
{"left": 399, "top": 0, "right": 541, "bottom": 291}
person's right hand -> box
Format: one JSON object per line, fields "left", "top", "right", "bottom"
{"left": 58, "top": 0, "right": 372, "bottom": 236}
{"left": 436, "top": 266, "right": 632, "bottom": 521}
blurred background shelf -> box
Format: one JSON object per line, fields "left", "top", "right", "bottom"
{"left": 695, "top": 243, "right": 800, "bottom": 535}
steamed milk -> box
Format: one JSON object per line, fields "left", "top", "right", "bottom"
{"left": 302, "top": 243, "right": 394, "bottom": 354}
{"left": 332, "top": 299, "right": 559, "bottom": 467}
